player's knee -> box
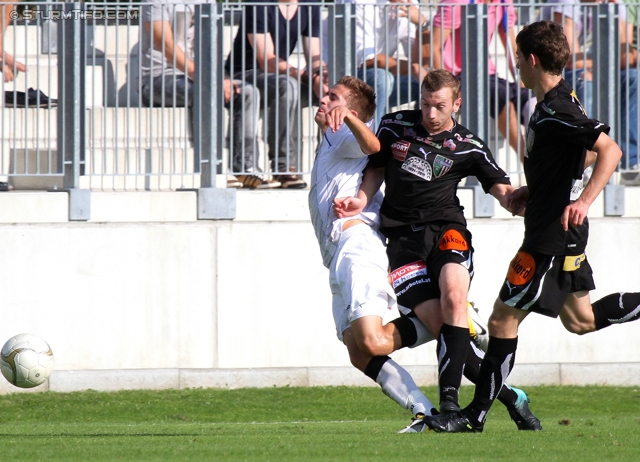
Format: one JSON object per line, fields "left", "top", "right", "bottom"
{"left": 440, "top": 292, "right": 467, "bottom": 316}
{"left": 359, "top": 334, "right": 393, "bottom": 357}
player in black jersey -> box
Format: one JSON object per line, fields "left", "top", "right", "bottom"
{"left": 422, "top": 21, "right": 640, "bottom": 433}
{"left": 335, "top": 69, "right": 522, "bottom": 417}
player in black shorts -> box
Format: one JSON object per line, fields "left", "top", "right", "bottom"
{"left": 423, "top": 21, "right": 640, "bottom": 433}
{"left": 335, "top": 69, "right": 525, "bottom": 418}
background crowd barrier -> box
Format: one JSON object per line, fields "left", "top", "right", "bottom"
{"left": 1, "top": 1, "right": 639, "bottom": 220}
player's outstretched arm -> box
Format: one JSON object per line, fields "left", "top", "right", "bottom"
{"left": 340, "top": 110, "right": 380, "bottom": 155}
{"left": 334, "top": 166, "right": 385, "bottom": 217}
{"left": 562, "top": 132, "right": 622, "bottom": 231}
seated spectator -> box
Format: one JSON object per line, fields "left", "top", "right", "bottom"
{"left": 0, "top": 3, "right": 26, "bottom": 83}
{"left": 431, "top": 0, "right": 535, "bottom": 161}
{"left": 139, "top": 0, "right": 278, "bottom": 189}
{"left": 324, "top": 0, "right": 425, "bottom": 126}
{"left": 541, "top": 0, "right": 638, "bottom": 170}
{"left": 225, "top": 0, "right": 328, "bottom": 189}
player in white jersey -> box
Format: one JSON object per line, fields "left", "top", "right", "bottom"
{"left": 309, "top": 76, "right": 439, "bottom": 419}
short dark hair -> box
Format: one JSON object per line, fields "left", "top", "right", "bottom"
{"left": 337, "top": 76, "right": 376, "bottom": 122}
{"left": 516, "top": 20, "right": 570, "bottom": 76}
{"left": 420, "top": 69, "right": 461, "bottom": 100}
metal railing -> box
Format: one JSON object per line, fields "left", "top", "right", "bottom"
{"left": 0, "top": 2, "right": 638, "bottom": 217}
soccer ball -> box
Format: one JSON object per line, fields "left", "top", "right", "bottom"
{"left": 0, "top": 334, "right": 54, "bottom": 388}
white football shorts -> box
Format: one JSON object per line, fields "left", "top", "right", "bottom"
{"left": 329, "top": 223, "right": 396, "bottom": 342}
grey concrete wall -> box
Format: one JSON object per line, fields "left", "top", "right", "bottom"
{"left": 1, "top": 190, "right": 639, "bottom": 394}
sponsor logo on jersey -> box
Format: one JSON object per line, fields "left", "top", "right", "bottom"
{"left": 391, "top": 140, "right": 411, "bottom": 161}
{"left": 382, "top": 118, "right": 414, "bottom": 126}
{"left": 454, "top": 133, "right": 483, "bottom": 148}
{"left": 391, "top": 261, "right": 427, "bottom": 289}
{"left": 506, "top": 251, "right": 535, "bottom": 286}
{"left": 396, "top": 114, "right": 403, "bottom": 119}
{"left": 438, "top": 229, "right": 469, "bottom": 251}
{"left": 404, "top": 127, "right": 417, "bottom": 137}
{"left": 563, "top": 254, "right": 586, "bottom": 272}
{"left": 415, "top": 135, "right": 442, "bottom": 149}
{"left": 401, "top": 157, "right": 432, "bottom": 180}
{"left": 443, "top": 139, "right": 456, "bottom": 151}
{"left": 433, "top": 155, "right": 453, "bottom": 178}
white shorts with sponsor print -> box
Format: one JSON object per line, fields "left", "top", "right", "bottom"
{"left": 329, "top": 223, "right": 396, "bottom": 342}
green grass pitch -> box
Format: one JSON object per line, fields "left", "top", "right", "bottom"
{"left": 0, "top": 385, "right": 639, "bottom": 461}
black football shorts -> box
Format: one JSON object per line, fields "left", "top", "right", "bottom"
{"left": 387, "top": 222, "right": 474, "bottom": 309}
{"left": 498, "top": 249, "right": 595, "bottom": 318}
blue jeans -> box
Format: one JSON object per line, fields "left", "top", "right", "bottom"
{"left": 357, "top": 67, "right": 394, "bottom": 127}
{"left": 565, "top": 69, "right": 638, "bottom": 169}
{"left": 620, "top": 68, "right": 638, "bottom": 169}
{"left": 388, "top": 75, "right": 420, "bottom": 110}
{"left": 564, "top": 69, "right": 593, "bottom": 117}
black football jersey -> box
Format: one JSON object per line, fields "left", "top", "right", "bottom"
{"left": 368, "top": 110, "right": 510, "bottom": 229}
{"left": 523, "top": 79, "right": 609, "bottom": 255}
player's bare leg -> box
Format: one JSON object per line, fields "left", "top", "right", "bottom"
{"left": 343, "top": 322, "right": 436, "bottom": 418}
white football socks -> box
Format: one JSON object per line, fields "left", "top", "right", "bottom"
{"left": 376, "top": 358, "right": 436, "bottom": 416}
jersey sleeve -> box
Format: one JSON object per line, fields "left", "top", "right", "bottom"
{"left": 537, "top": 111, "right": 610, "bottom": 152}
{"left": 472, "top": 148, "right": 512, "bottom": 193}
{"left": 367, "top": 124, "right": 397, "bottom": 168}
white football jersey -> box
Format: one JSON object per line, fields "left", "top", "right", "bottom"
{"left": 309, "top": 121, "right": 384, "bottom": 268}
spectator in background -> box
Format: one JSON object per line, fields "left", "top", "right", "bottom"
{"left": 431, "top": 0, "right": 534, "bottom": 160}
{"left": 225, "top": 0, "right": 329, "bottom": 189}
{"left": 139, "top": 0, "right": 277, "bottom": 189}
{"left": 624, "top": 3, "right": 639, "bottom": 172}
{"left": 541, "top": 0, "right": 638, "bottom": 170}
{"left": 324, "top": 0, "right": 426, "bottom": 126}
{"left": 1, "top": 3, "right": 26, "bottom": 83}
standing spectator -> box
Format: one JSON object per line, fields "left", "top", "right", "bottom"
{"left": 226, "top": 0, "right": 329, "bottom": 189}
{"left": 139, "top": 0, "right": 277, "bottom": 189}
{"left": 431, "top": 0, "right": 534, "bottom": 160}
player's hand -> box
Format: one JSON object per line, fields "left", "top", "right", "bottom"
{"left": 561, "top": 199, "right": 589, "bottom": 231}
{"left": 333, "top": 195, "right": 365, "bottom": 218}
{"left": 507, "top": 186, "right": 528, "bottom": 217}
{"left": 325, "top": 106, "right": 353, "bottom": 133}
{"left": 390, "top": 0, "right": 422, "bottom": 25}
{"left": 1, "top": 54, "right": 26, "bottom": 83}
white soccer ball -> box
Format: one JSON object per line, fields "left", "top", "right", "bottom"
{"left": 0, "top": 333, "right": 54, "bottom": 388}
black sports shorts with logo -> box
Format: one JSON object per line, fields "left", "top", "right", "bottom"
{"left": 498, "top": 249, "right": 595, "bottom": 318}
{"left": 386, "top": 221, "right": 474, "bottom": 309}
